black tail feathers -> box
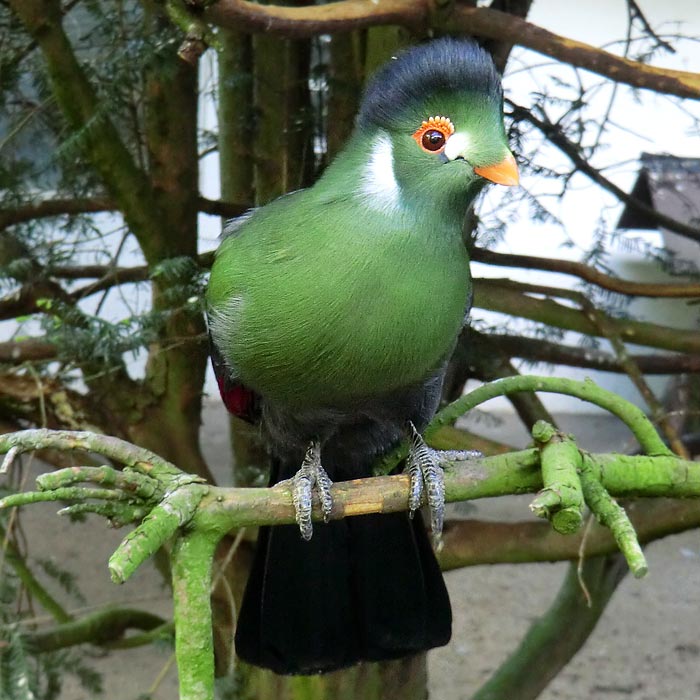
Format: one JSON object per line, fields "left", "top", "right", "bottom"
{"left": 234, "top": 511, "right": 452, "bottom": 675}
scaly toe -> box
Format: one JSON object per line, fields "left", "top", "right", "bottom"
{"left": 315, "top": 466, "right": 334, "bottom": 523}
{"left": 291, "top": 441, "right": 333, "bottom": 539}
{"left": 405, "top": 423, "right": 455, "bottom": 545}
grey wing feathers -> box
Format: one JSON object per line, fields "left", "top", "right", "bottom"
{"left": 222, "top": 209, "right": 257, "bottom": 239}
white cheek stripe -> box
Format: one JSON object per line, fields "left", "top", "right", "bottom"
{"left": 358, "top": 132, "right": 401, "bottom": 213}
{"left": 444, "top": 131, "right": 470, "bottom": 161}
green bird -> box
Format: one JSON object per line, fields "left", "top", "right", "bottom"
{"left": 207, "top": 38, "right": 518, "bottom": 675}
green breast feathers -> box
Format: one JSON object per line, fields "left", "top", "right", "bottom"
{"left": 207, "top": 187, "right": 471, "bottom": 408}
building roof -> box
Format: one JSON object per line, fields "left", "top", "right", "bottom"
{"left": 617, "top": 153, "right": 700, "bottom": 230}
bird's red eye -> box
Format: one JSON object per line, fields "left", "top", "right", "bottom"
{"left": 422, "top": 130, "right": 446, "bottom": 151}
{"left": 412, "top": 116, "right": 454, "bottom": 154}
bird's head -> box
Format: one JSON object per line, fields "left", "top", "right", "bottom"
{"left": 354, "top": 39, "right": 518, "bottom": 216}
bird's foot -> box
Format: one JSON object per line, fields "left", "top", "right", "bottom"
{"left": 406, "top": 422, "right": 482, "bottom": 548}
{"left": 291, "top": 441, "right": 333, "bottom": 541}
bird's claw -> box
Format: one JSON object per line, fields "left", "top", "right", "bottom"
{"left": 406, "top": 422, "right": 482, "bottom": 549}
{"left": 292, "top": 441, "right": 333, "bottom": 541}
{"left": 406, "top": 425, "right": 445, "bottom": 544}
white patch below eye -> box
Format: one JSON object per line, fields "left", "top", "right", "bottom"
{"left": 358, "top": 132, "right": 401, "bottom": 214}
{"left": 444, "top": 132, "right": 471, "bottom": 162}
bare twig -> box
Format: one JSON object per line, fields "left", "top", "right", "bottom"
{"left": 509, "top": 103, "right": 700, "bottom": 244}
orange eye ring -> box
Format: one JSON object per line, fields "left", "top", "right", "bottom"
{"left": 412, "top": 116, "right": 455, "bottom": 153}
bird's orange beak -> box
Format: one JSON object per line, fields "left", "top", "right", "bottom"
{"left": 474, "top": 152, "right": 519, "bottom": 186}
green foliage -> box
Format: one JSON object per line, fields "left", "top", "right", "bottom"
{"left": 150, "top": 255, "right": 208, "bottom": 310}
{"left": 0, "top": 626, "right": 34, "bottom": 700}
{"left": 31, "top": 256, "right": 207, "bottom": 371}
{"left": 34, "top": 559, "right": 86, "bottom": 607}
{"left": 0, "top": 510, "right": 103, "bottom": 699}
{"left": 38, "top": 301, "right": 156, "bottom": 367}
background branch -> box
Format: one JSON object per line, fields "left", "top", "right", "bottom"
{"left": 0, "top": 196, "right": 246, "bottom": 230}
{"left": 202, "top": 1, "right": 700, "bottom": 99}
{"left": 473, "top": 247, "right": 700, "bottom": 298}
{"left": 509, "top": 103, "right": 700, "bottom": 244}
{"left": 473, "top": 278, "right": 700, "bottom": 355}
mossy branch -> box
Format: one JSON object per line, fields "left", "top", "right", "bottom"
{"left": 529, "top": 421, "right": 584, "bottom": 534}
{"left": 473, "top": 278, "right": 700, "bottom": 356}
{"left": 472, "top": 555, "right": 628, "bottom": 700}
{"left": 1, "top": 377, "right": 699, "bottom": 700}
{"left": 438, "top": 499, "right": 700, "bottom": 570}
{"left": 579, "top": 460, "right": 648, "bottom": 578}
{"left": 23, "top": 606, "right": 168, "bottom": 652}
{"left": 429, "top": 375, "right": 671, "bottom": 455}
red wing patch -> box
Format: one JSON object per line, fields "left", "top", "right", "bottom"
{"left": 216, "top": 375, "right": 260, "bottom": 423}
{"left": 209, "top": 339, "right": 261, "bottom": 424}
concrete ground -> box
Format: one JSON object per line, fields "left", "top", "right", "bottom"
{"left": 14, "top": 402, "right": 700, "bottom": 699}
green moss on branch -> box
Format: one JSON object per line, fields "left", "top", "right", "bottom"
{"left": 529, "top": 422, "right": 584, "bottom": 534}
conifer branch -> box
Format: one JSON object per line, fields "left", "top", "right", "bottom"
{"left": 0, "top": 197, "right": 113, "bottom": 229}
{"left": 0, "top": 196, "right": 246, "bottom": 231}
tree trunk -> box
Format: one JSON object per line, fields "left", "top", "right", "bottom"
{"left": 235, "top": 654, "right": 429, "bottom": 700}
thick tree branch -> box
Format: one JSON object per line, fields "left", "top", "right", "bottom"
{"left": 473, "top": 278, "right": 700, "bottom": 355}
{"left": 440, "top": 498, "right": 700, "bottom": 570}
{"left": 472, "top": 247, "right": 700, "bottom": 298}
{"left": 201, "top": 1, "right": 700, "bottom": 100}
{"left": 446, "top": 6, "right": 700, "bottom": 99}
{"left": 485, "top": 332, "right": 700, "bottom": 374}
{"left": 481, "top": 0, "right": 534, "bottom": 73}
{"left": 198, "top": 196, "right": 248, "bottom": 219}
{"left": 0, "top": 196, "right": 246, "bottom": 231}
{"left": 0, "top": 197, "right": 113, "bottom": 229}
{"left": 4, "top": 439, "right": 699, "bottom": 537}
{"left": 203, "top": 0, "right": 425, "bottom": 36}
{"left": 0, "top": 279, "right": 73, "bottom": 321}
{"left": 0, "top": 340, "right": 57, "bottom": 362}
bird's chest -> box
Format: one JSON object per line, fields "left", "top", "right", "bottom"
{"left": 234, "top": 232, "right": 470, "bottom": 406}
